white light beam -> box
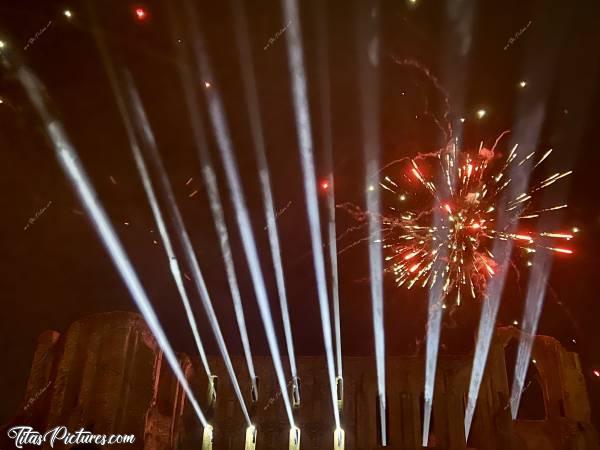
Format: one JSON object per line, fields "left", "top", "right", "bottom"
{"left": 183, "top": 0, "right": 295, "bottom": 426}
{"left": 14, "top": 65, "right": 208, "bottom": 427}
{"left": 281, "top": 0, "right": 341, "bottom": 429}
{"left": 315, "top": 1, "right": 343, "bottom": 380}
{"left": 125, "top": 79, "right": 253, "bottom": 427}
{"left": 230, "top": 0, "right": 298, "bottom": 382}
{"left": 169, "top": 11, "right": 259, "bottom": 397}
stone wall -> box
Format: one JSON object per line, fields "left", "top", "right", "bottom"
{"left": 3, "top": 312, "right": 598, "bottom": 450}
{"left": 1, "top": 312, "right": 189, "bottom": 450}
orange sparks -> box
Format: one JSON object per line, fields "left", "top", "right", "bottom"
{"left": 409, "top": 263, "right": 420, "bottom": 273}
{"left": 514, "top": 234, "right": 533, "bottom": 242}
{"left": 541, "top": 232, "right": 573, "bottom": 240}
{"left": 363, "top": 139, "right": 576, "bottom": 306}
{"left": 550, "top": 247, "right": 573, "bottom": 255}
{"left": 404, "top": 251, "right": 419, "bottom": 260}
{"left": 411, "top": 168, "right": 424, "bottom": 182}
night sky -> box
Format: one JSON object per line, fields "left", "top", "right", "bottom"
{"left": 1, "top": 0, "right": 600, "bottom": 428}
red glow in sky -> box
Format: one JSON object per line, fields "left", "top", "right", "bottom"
{"left": 134, "top": 6, "right": 148, "bottom": 22}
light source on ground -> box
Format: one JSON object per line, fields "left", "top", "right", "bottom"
{"left": 245, "top": 425, "right": 257, "bottom": 450}
{"left": 334, "top": 427, "right": 345, "bottom": 450}
{"left": 202, "top": 425, "right": 213, "bottom": 450}
{"left": 289, "top": 426, "right": 300, "bottom": 450}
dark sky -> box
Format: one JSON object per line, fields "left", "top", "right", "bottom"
{"left": 1, "top": 0, "right": 600, "bottom": 427}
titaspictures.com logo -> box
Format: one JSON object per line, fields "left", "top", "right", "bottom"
{"left": 7, "top": 426, "right": 135, "bottom": 448}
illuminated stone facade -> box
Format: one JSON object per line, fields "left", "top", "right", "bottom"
{"left": 3, "top": 312, "right": 598, "bottom": 449}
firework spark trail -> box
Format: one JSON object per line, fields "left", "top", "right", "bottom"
{"left": 169, "top": 7, "right": 259, "bottom": 399}
{"left": 264, "top": 200, "right": 292, "bottom": 230}
{"left": 12, "top": 65, "right": 208, "bottom": 427}
{"left": 510, "top": 251, "right": 551, "bottom": 418}
{"left": 392, "top": 57, "right": 452, "bottom": 143}
{"left": 123, "top": 78, "right": 253, "bottom": 428}
{"left": 183, "top": 0, "right": 295, "bottom": 427}
{"left": 231, "top": 0, "right": 298, "bottom": 383}
{"left": 315, "top": 1, "right": 343, "bottom": 380}
{"left": 281, "top": 0, "right": 340, "bottom": 429}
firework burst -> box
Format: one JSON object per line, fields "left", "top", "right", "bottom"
{"left": 345, "top": 138, "right": 574, "bottom": 306}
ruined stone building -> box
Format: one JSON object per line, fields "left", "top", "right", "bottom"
{"left": 2, "top": 311, "right": 598, "bottom": 449}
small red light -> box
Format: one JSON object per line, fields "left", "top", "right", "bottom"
{"left": 593, "top": 370, "right": 600, "bottom": 378}
{"left": 134, "top": 6, "right": 148, "bottom": 22}
{"left": 321, "top": 181, "right": 329, "bottom": 191}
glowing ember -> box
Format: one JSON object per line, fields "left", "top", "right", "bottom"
{"left": 593, "top": 370, "right": 600, "bottom": 378}
{"left": 344, "top": 139, "right": 574, "bottom": 305}
{"left": 321, "top": 181, "right": 330, "bottom": 191}
{"left": 134, "top": 6, "right": 148, "bottom": 21}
